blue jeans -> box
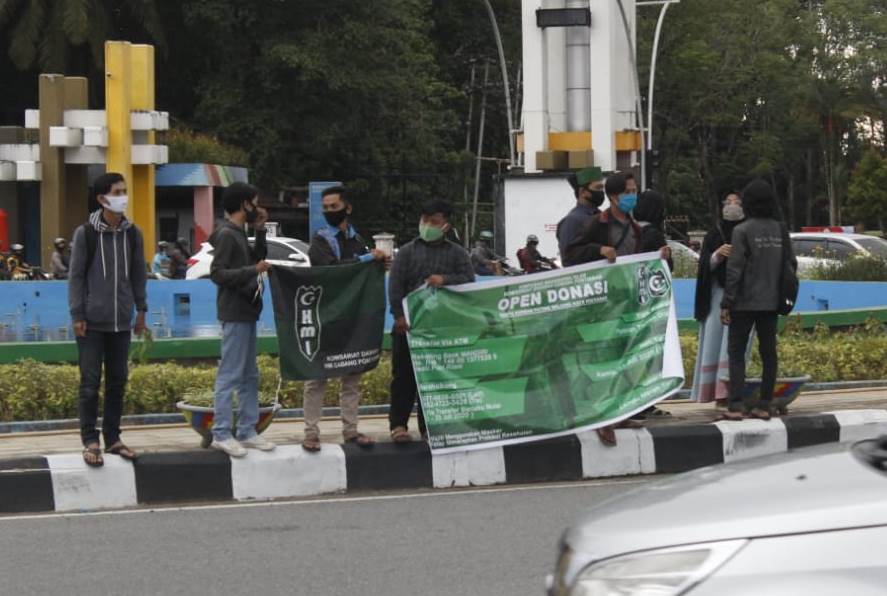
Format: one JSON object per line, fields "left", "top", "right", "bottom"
{"left": 213, "top": 321, "right": 259, "bottom": 442}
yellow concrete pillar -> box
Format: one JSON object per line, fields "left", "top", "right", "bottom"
{"left": 130, "top": 44, "right": 156, "bottom": 254}
{"left": 104, "top": 41, "right": 133, "bottom": 217}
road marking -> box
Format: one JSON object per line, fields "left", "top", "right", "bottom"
{"left": 0, "top": 477, "right": 651, "bottom": 522}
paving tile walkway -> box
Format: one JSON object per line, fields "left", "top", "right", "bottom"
{"left": 1, "top": 388, "right": 885, "bottom": 458}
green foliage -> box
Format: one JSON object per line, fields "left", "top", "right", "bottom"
{"left": 671, "top": 250, "right": 698, "bottom": 279}
{"left": 846, "top": 148, "right": 887, "bottom": 228}
{"left": 161, "top": 127, "right": 249, "bottom": 167}
{"left": 809, "top": 254, "right": 887, "bottom": 281}
{"left": 0, "top": 355, "right": 393, "bottom": 422}
{"left": 0, "top": 0, "right": 165, "bottom": 71}
{"left": 681, "top": 318, "right": 887, "bottom": 387}
{"left": 3, "top": 326, "right": 887, "bottom": 422}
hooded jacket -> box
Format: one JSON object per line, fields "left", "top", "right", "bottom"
{"left": 721, "top": 217, "right": 796, "bottom": 312}
{"left": 68, "top": 210, "right": 148, "bottom": 332}
{"left": 209, "top": 220, "right": 267, "bottom": 322}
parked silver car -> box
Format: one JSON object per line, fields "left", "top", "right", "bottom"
{"left": 791, "top": 232, "right": 887, "bottom": 276}
{"left": 547, "top": 437, "right": 887, "bottom": 595}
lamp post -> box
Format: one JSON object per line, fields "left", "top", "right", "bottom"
{"left": 482, "top": 0, "right": 517, "bottom": 167}
{"left": 638, "top": 0, "right": 681, "bottom": 152}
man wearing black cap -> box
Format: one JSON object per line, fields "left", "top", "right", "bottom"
{"left": 557, "top": 167, "right": 606, "bottom": 262}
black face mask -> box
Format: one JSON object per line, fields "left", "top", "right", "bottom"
{"left": 323, "top": 209, "right": 348, "bottom": 227}
{"left": 590, "top": 190, "right": 606, "bottom": 207}
{"left": 244, "top": 203, "right": 258, "bottom": 225}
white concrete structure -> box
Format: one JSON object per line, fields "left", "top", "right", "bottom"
{"left": 520, "top": 0, "right": 638, "bottom": 173}
{"left": 0, "top": 108, "right": 169, "bottom": 181}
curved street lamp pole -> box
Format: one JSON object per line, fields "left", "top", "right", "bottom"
{"left": 482, "top": 0, "right": 517, "bottom": 167}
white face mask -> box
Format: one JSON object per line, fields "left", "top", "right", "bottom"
{"left": 103, "top": 194, "right": 129, "bottom": 214}
{"left": 722, "top": 203, "right": 744, "bottom": 222}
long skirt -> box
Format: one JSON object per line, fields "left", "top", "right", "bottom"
{"left": 691, "top": 285, "right": 752, "bottom": 403}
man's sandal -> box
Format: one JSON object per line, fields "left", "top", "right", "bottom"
{"left": 302, "top": 437, "right": 322, "bottom": 453}
{"left": 390, "top": 427, "right": 412, "bottom": 443}
{"left": 83, "top": 446, "right": 104, "bottom": 468}
{"left": 719, "top": 410, "right": 744, "bottom": 421}
{"left": 105, "top": 442, "right": 138, "bottom": 461}
{"left": 749, "top": 408, "right": 772, "bottom": 421}
{"left": 344, "top": 433, "right": 375, "bottom": 448}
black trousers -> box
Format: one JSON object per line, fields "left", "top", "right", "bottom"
{"left": 76, "top": 329, "right": 132, "bottom": 447}
{"left": 388, "top": 331, "right": 426, "bottom": 434}
{"left": 727, "top": 311, "right": 778, "bottom": 412}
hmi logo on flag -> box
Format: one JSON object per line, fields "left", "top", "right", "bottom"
{"left": 295, "top": 286, "right": 322, "bottom": 361}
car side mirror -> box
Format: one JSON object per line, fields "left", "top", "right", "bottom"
{"left": 288, "top": 253, "right": 306, "bottom": 263}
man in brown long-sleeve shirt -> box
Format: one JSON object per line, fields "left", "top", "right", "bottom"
{"left": 388, "top": 200, "right": 475, "bottom": 442}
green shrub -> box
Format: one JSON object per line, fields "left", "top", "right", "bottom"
{"left": 671, "top": 250, "right": 698, "bottom": 279}
{"left": 2, "top": 324, "right": 887, "bottom": 422}
{"left": 0, "top": 355, "right": 393, "bottom": 422}
{"left": 161, "top": 127, "right": 249, "bottom": 166}
{"left": 809, "top": 254, "right": 887, "bottom": 281}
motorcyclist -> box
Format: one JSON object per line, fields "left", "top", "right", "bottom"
{"left": 51, "top": 238, "right": 70, "bottom": 279}
{"left": 470, "top": 230, "right": 503, "bottom": 276}
{"left": 516, "top": 234, "right": 557, "bottom": 273}
{"left": 7, "top": 244, "right": 33, "bottom": 280}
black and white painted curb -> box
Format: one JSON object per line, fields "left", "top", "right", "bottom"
{"left": 2, "top": 409, "right": 886, "bottom": 515}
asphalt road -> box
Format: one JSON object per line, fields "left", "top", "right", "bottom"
{"left": 0, "top": 478, "right": 653, "bottom": 596}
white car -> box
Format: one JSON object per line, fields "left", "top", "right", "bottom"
{"left": 548, "top": 437, "right": 887, "bottom": 596}
{"left": 185, "top": 235, "right": 311, "bottom": 280}
{"left": 790, "top": 232, "right": 887, "bottom": 276}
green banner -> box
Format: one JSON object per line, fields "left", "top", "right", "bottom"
{"left": 404, "top": 253, "right": 684, "bottom": 452}
{"left": 270, "top": 261, "right": 386, "bottom": 380}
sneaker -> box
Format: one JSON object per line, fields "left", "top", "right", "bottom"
{"left": 240, "top": 435, "right": 276, "bottom": 451}
{"left": 211, "top": 438, "right": 247, "bottom": 458}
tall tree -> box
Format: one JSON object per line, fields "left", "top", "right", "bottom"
{"left": 0, "top": 0, "right": 165, "bottom": 72}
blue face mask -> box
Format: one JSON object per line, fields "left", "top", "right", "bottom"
{"left": 618, "top": 193, "right": 638, "bottom": 213}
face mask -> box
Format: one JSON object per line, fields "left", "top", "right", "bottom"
{"left": 722, "top": 203, "right": 744, "bottom": 222}
{"left": 323, "top": 208, "right": 348, "bottom": 227}
{"left": 419, "top": 222, "right": 445, "bottom": 243}
{"left": 618, "top": 193, "right": 638, "bottom": 214}
{"left": 244, "top": 203, "right": 258, "bottom": 225}
{"left": 590, "top": 190, "right": 606, "bottom": 207}
{"left": 103, "top": 195, "right": 128, "bottom": 214}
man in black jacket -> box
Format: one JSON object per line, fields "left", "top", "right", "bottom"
{"left": 564, "top": 172, "right": 644, "bottom": 266}
{"left": 209, "top": 182, "right": 276, "bottom": 457}
{"left": 301, "top": 186, "right": 387, "bottom": 452}
{"left": 388, "top": 200, "right": 475, "bottom": 442}
{"left": 557, "top": 167, "right": 605, "bottom": 261}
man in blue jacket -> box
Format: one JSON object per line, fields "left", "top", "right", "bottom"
{"left": 68, "top": 172, "right": 147, "bottom": 467}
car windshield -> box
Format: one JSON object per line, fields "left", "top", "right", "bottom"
{"left": 856, "top": 238, "right": 887, "bottom": 258}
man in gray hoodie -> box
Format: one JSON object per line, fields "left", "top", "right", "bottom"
{"left": 68, "top": 172, "right": 147, "bottom": 467}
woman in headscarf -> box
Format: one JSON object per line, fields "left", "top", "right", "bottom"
{"left": 691, "top": 191, "right": 745, "bottom": 408}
